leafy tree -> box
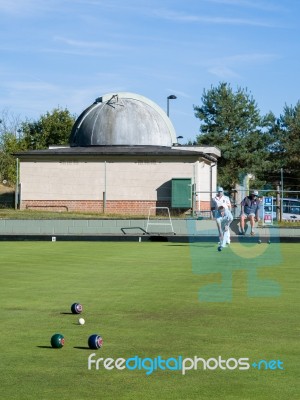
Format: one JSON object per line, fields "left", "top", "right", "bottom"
{"left": 0, "top": 133, "right": 27, "bottom": 184}
{"left": 0, "top": 107, "right": 76, "bottom": 184}
{"left": 0, "top": 110, "right": 25, "bottom": 185}
{"left": 270, "top": 102, "right": 300, "bottom": 191}
{"left": 0, "top": 108, "right": 23, "bottom": 140}
{"left": 22, "top": 108, "right": 76, "bottom": 149}
{"left": 194, "top": 82, "right": 274, "bottom": 189}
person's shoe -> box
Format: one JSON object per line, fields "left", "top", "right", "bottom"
{"left": 226, "top": 240, "right": 231, "bottom": 245}
{"left": 239, "top": 231, "right": 245, "bottom": 236}
{"left": 250, "top": 231, "right": 255, "bottom": 236}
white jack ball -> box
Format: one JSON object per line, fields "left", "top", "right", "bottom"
{"left": 78, "top": 318, "right": 85, "bottom": 325}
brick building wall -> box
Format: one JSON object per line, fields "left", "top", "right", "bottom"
{"left": 22, "top": 199, "right": 211, "bottom": 216}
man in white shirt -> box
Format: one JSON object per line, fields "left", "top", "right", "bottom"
{"left": 212, "top": 187, "right": 232, "bottom": 244}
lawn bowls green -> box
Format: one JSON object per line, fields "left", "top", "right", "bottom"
{"left": 71, "top": 303, "right": 83, "bottom": 314}
{"left": 51, "top": 333, "right": 65, "bottom": 349}
{"left": 88, "top": 334, "right": 103, "bottom": 350}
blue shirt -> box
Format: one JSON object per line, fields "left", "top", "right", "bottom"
{"left": 241, "top": 196, "right": 261, "bottom": 215}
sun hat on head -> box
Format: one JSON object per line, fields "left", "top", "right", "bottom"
{"left": 217, "top": 187, "right": 223, "bottom": 192}
{"left": 251, "top": 190, "right": 259, "bottom": 196}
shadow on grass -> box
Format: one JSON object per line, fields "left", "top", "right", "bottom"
{"left": 37, "top": 345, "right": 53, "bottom": 349}
{"left": 167, "top": 243, "right": 216, "bottom": 248}
{"left": 165, "top": 244, "right": 189, "bottom": 247}
{"left": 149, "top": 236, "right": 168, "bottom": 242}
{"left": 74, "top": 346, "right": 90, "bottom": 350}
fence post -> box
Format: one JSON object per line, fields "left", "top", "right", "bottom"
{"left": 276, "top": 185, "right": 281, "bottom": 221}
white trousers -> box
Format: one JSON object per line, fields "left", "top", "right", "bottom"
{"left": 220, "top": 229, "right": 230, "bottom": 247}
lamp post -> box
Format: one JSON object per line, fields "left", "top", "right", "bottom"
{"left": 176, "top": 135, "right": 183, "bottom": 146}
{"left": 167, "top": 95, "right": 177, "bottom": 117}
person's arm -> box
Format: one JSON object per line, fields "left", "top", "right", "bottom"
{"left": 211, "top": 198, "right": 216, "bottom": 212}
{"left": 240, "top": 198, "right": 245, "bottom": 214}
{"left": 224, "top": 210, "right": 233, "bottom": 229}
{"left": 226, "top": 196, "right": 232, "bottom": 210}
{"left": 216, "top": 217, "right": 223, "bottom": 240}
{"left": 228, "top": 211, "right": 233, "bottom": 225}
{"left": 255, "top": 204, "right": 261, "bottom": 221}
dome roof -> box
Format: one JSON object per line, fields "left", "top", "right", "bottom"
{"left": 70, "top": 92, "right": 177, "bottom": 147}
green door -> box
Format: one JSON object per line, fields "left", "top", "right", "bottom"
{"left": 171, "top": 178, "right": 192, "bottom": 208}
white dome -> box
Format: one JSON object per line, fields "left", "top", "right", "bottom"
{"left": 70, "top": 92, "right": 177, "bottom": 147}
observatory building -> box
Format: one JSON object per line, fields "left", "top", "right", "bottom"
{"left": 15, "top": 92, "right": 220, "bottom": 215}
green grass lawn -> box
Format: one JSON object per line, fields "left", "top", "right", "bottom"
{"left": 0, "top": 241, "right": 299, "bottom": 400}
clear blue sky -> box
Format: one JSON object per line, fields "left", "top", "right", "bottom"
{"left": 0, "top": 0, "right": 299, "bottom": 143}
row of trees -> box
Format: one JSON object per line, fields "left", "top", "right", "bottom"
{"left": 0, "top": 82, "right": 299, "bottom": 192}
{"left": 194, "top": 82, "right": 300, "bottom": 192}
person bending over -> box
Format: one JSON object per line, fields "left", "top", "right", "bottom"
{"left": 216, "top": 206, "right": 233, "bottom": 250}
